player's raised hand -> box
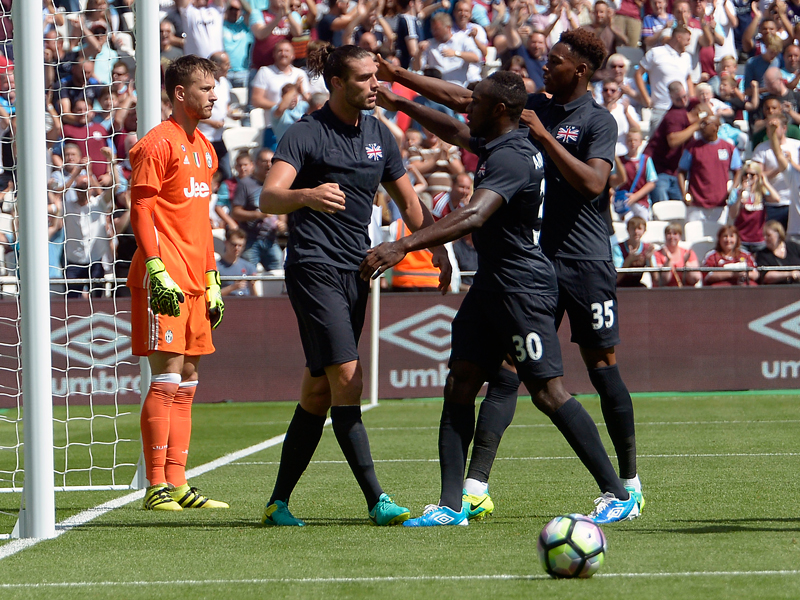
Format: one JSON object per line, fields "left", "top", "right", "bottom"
{"left": 204, "top": 270, "right": 225, "bottom": 329}
{"left": 520, "top": 109, "right": 548, "bottom": 141}
{"left": 359, "top": 241, "right": 407, "bottom": 281}
{"left": 145, "top": 257, "right": 184, "bottom": 317}
{"left": 376, "top": 86, "right": 401, "bottom": 112}
{"left": 307, "top": 182, "right": 346, "bottom": 214}
{"left": 375, "top": 55, "right": 397, "bottom": 83}
{"left": 431, "top": 246, "right": 452, "bottom": 294}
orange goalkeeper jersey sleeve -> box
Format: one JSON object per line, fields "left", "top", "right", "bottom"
{"left": 127, "top": 117, "right": 218, "bottom": 295}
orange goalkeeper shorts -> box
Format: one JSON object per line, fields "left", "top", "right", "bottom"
{"left": 130, "top": 288, "right": 215, "bottom": 357}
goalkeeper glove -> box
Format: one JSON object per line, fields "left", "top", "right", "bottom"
{"left": 205, "top": 270, "right": 224, "bottom": 330}
{"left": 145, "top": 257, "right": 184, "bottom": 317}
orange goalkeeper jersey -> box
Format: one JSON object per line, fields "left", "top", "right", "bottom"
{"left": 127, "top": 117, "right": 218, "bottom": 295}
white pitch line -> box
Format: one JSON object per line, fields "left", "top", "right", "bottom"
{"left": 2, "top": 569, "right": 800, "bottom": 589}
{"left": 233, "top": 451, "right": 800, "bottom": 466}
{"left": 0, "top": 405, "right": 375, "bottom": 562}
{"left": 369, "top": 419, "right": 800, "bottom": 431}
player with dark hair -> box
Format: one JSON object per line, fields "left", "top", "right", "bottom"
{"left": 258, "top": 43, "right": 451, "bottom": 526}
{"left": 359, "top": 69, "right": 637, "bottom": 526}
{"left": 128, "top": 54, "right": 228, "bottom": 511}
{"left": 374, "top": 28, "right": 643, "bottom": 524}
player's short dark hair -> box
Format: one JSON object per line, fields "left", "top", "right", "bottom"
{"left": 559, "top": 29, "right": 607, "bottom": 75}
{"left": 306, "top": 42, "right": 373, "bottom": 91}
{"left": 485, "top": 71, "right": 528, "bottom": 121}
{"left": 164, "top": 55, "right": 217, "bottom": 102}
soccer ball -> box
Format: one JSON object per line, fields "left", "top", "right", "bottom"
{"left": 537, "top": 514, "right": 607, "bottom": 579}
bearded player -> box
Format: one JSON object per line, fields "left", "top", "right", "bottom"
{"left": 128, "top": 55, "right": 228, "bottom": 511}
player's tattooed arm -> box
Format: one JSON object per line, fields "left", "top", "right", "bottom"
{"left": 377, "top": 87, "right": 471, "bottom": 150}
{"left": 520, "top": 109, "right": 612, "bottom": 200}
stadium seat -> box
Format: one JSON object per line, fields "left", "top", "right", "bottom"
{"left": 222, "top": 126, "right": 261, "bottom": 155}
{"left": 691, "top": 239, "right": 715, "bottom": 264}
{"left": 230, "top": 87, "right": 247, "bottom": 106}
{"left": 651, "top": 200, "right": 687, "bottom": 223}
{"left": 249, "top": 107, "right": 266, "bottom": 131}
{"left": 642, "top": 220, "right": 668, "bottom": 245}
{"left": 612, "top": 221, "right": 629, "bottom": 243}
{"left": 684, "top": 220, "right": 721, "bottom": 246}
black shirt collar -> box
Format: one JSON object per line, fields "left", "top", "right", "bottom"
{"left": 320, "top": 102, "right": 363, "bottom": 136}
{"left": 551, "top": 91, "right": 594, "bottom": 112}
{"left": 484, "top": 127, "right": 529, "bottom": 151}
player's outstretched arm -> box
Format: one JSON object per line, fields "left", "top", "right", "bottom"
{"left": 375, "top": 55, "right": 473, "bottom": 113}
{"left": 260, "top": 160, "right": 347, "bottom": 215}
{"left": 521, "top": 108, "right": 611, "bottom": 200}
{"left": 359, "top": 188, "right": 504, "bottom": 281}
{"left": 377, "top": 87, "right": 471, "bottom": 151}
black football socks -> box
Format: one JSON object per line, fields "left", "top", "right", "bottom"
{"left": 331, "top": 405, "right": 383, "bottom": 510}
{"left": 588, "top": 364, "right": 637, "bottom": 480}
{"left": 549, "top": 397, "right": 628, "bottom": 499}
{"left": 466, "top": 367, "right": 519, "bottom": 484}
{"left": 438, "top": 401, "right": 476, "bottom": 511}
{"left": 269, "top": 403, "right": 326, "bottom": 506}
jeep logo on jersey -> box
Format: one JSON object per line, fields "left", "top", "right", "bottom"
{"left": 379, "top": 305, "right": 458, "bottom": 361}
{"left": 748, "top": 300, "right": 800, "bottom": 350}
{"left": 50, "top": 312, "right": 132, "bottom": 367}
{"left": 184, "top": 176, "right": 210, "bottom": 198}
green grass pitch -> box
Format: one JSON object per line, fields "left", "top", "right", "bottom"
{"left": 1, "top": 392, "right": 800, "bottom": 599}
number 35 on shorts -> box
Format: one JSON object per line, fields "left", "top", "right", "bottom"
{"left": 512, "top": 332, "right": 543, "bottom": 362}
{"left": 591, "top": 300, "right": 615, "bottom": 330}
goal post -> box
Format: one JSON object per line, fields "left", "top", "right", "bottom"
{"left": 13, "top": 0, "right": 56, "bottom": 540}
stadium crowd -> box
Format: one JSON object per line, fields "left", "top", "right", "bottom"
{"left": 2, "top": 0, "right": 800, "bottom": 294}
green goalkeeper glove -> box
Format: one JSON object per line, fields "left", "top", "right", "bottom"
{"left": 205, "top": 270, "right": 224, "bottom": 330}
{"left": 145, "top": 257, "right": 184, "bottom": 317}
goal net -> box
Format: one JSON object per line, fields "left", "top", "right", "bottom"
{"left": 0, "top": 3, "right": 143, "bottom": 495}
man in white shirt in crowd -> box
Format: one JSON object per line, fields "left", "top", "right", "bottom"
{"left": 175, "top": 0, "right": 225, "bottom": 58}
{"left": 636, "top": 25, "right": 693, "bottom": 132}
{"left": 413, "top": 12, "right": 482, "bottom": 87}
{"left": 251, "top": 40, "right": 310, "bottom": 111}
{"left": 199, "top": 51, "right": 234, "bottom": 180}
{"left": 452, "top": 1, "right": 487, "bottom": 83}
{"left": 752, "top": 110, "right": 800, "bottom": 229}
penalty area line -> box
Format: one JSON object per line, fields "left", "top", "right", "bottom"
{"left": 3, "top": 570, "right": 800, "bottom": 588}
{"left": 0, "top": 404, "right": 376, "bottom": 562}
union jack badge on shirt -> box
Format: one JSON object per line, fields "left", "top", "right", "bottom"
{"left": 556, "top": 125, "right": 580, "bottom": 144}
{"left": 365, "top": 143, "right": 383, "bottom": 161}
{"left": 476, "top": 163, "right": 486, "bottom": 178}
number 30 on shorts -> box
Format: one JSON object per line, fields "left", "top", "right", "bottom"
{"left": 591, "top": 300, "right": 615, "bottom": 330}
{"left": 512, "top": 332, "right": 543, "bottom": 362}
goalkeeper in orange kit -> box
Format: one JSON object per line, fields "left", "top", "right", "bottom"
{"left": 127, "top": 55, "right": 228, "bottom": 511}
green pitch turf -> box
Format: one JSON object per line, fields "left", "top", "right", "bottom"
{"left": 1, "top": 393, "right": 800, "bottom": 600}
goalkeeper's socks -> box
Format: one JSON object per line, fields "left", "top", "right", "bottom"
{"left": 549, "top": 397, "right": 628, "bottom": 499}
{"left": 466, "top": 367, "right": 519, "bottom": 483}
{"left": 588, "top": 364, "right": 637, "bottom": 480}
{"left": 269, "top": 404, "right": 326, "bottom": 506}
{"left": 438, "top": 401, "right": 476, "bottom": 511}
{"left": 165, "top": 380, "right": 197, "bottom": 487}
{"left": 140, "top": 373, "right": 181, "bottom": 485}
{"left": 331, "top": 405, "right": 383, "bottom": 511}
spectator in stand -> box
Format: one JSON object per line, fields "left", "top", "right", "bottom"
{"left": 250, "top": 0, "right": 302, "bottom": 72}
{"left": 716, "top": 74, "right": 759, "bottom": 134}
{"left": 453, "top": 1, "right": 488, "bottom": 83}
{"left": 761, "top": 67, "right": 800, "bottom": 126}
{"left": 751, "top": 110, "right": 798, "bottom": 229}
{"left": 613, "top": 0, "right": 644, "bottom": 50}
{"left": 289, "top": 0, "right": 319, "bottom": 67}
{"left": 611, "top": 130, "right": 657, "bottom": 220}
{"left": 697, "top": 81, "right": 750, "bottom": 150}
{"left": 673, "top": 0, "right": 719, "bottom": 84}
{"left": 782, "top": 44, "right": 800, "bottom": 88}
{"left": 217, "top": 228, "right": 257, "bottom": 296}
{"left": 199, "top": 51, "right": 234, "bottom": 181}
{"left": 502, "top": 21, "right": 548, "bottom": 91}
{"left": 431, "top": 171, "right": 472, "bottom": 220}
{"left": 708, "top": 54, "right": 738, "bottom": 96}
{"left": 765, "top": 116, "right": 800, "bottom": 244}
{"left": 413, "top": 13, "right": 482, "bottom": 87}
{"left": 63, "top": 172, "right": 114, "bottom": 298}
{"left": 231, "top": 148, "right": 286, "bottom": 271}
{"left": 641, "top": 0, "right": 674, "bottom": 50}
{"left": 654, "top": 223, "right": 701, "bottom": 287}
{"left": 81, "top": 21, "right": 119, "bottom": 85}
{"left": 751, "top": 95, "right": 800, "bottom": 147}
{"left": 730, "top": 161, "right": 778, "bottom": 253}
{"left": 712, "top": 0, "right": 738, "bottom": 66}
{"left": 59, "top": 98, "right": 115, "bottom": 186}
{"left": 395, "top": 0, "right": 421, "bottom": 70}
{"left": 742, "top": 10, "right": 788, "bottom": 59}
{"left": 160, "top": 19, "right": 183, "bottom": 71}
{"left": 743, "top": 32, "right": 783, "bottom": 88}
{"left": 216, "top": 149, "right": 252, "bottom": 231}
{"left": 613, "top": 216, "right": 654, "bottom": 287}
{"left": 251, "top": 40, "right": 310, "bottom": 111}
{"left": 317, "top": 0, "right": 361, "bottom": 47}
{"left": 408, "top": 128, "right": 465, "bottom": 199}
{"left": 601, "top": 79, "right": 641, "bottom": 155}
{"left": 55, "top": 59, "right": 103, "bottom": 127}
{"left": 271, "top": 82, "right": 309, "bottom": 142}
{"left": 636, "top": 25, "right": 694, "bottom": 131}
{"left": 702, "top": 225, "right": 758, "bottom": 286}
{"left": 756, "top": 220, "right": 800, "bottom": 284}
{"left": 678, "top": 114, "right": 742, "bottom": 223}
{"left": 175, "top": 0, "right": 225, "bottom": 59}
{"left": 643, "top": 81, "right": 698, "bottom": 202}
{"left": 223, "top": 0, "right": 254, "bottom": 89}
{"left": 592, "top": 53, "right": 643, "bottom": 112}
{"left": 584, "top": 0, "right": 628, "bottom": 80}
